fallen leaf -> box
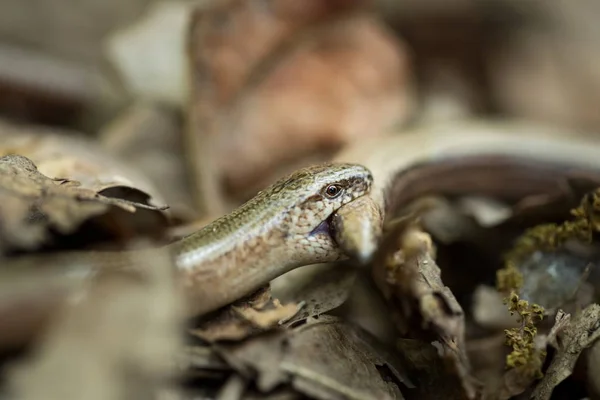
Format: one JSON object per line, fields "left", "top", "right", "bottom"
{"left": 0, "top": 119, "right": 167, "bottom": 206}
{"left": 104, "top": 1, "right": 194, "bottom": 107}
{"left": 187, "top": 0, "right": 413, "bottom": 213}
{"left": 272, "top": 263, "right": 358, "bottom": 327}
{"left": 189, "top": 286, "right": 300, "bottom": 343}
{"left": 0, "top": 43, "right": 111, "bottom": 127}
{"left": 215, "top": 315, "right": 413, "bottom": 399}
{"left": 0, "top": 154, "right": 168, "bottom": 254}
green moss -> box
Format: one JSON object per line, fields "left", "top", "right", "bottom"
{"left": 500, "top": 292, "right": 546, "bottom": 378}
{"left": 496, "top": 261, "right": 523, "bottom": 293}
{"left": 495, "top": 188, "right": 600, "bottom": 379}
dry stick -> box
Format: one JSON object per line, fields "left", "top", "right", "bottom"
{"left": 531, "top": 304, "right": 600, "bottom": 400}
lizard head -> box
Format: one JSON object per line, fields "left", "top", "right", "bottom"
{"left": 264, "top": 162, "right": 372, "bottom": 262}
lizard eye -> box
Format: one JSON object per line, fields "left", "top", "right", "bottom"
{"left": 323, "top": 184, "right": 343, "bottom": 199}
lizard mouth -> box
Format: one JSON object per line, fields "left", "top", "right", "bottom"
{"left": 308, "top": 214, "right": 335, "bottom": 237}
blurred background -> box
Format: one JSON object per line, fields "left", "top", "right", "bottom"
{"left": 1, "top": 1, "right": 600, "bottom": 399}
{"left": 1, "top": 0, "right": 599, "bottom": 223}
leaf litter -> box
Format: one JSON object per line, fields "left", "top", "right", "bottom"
{"left": 2, "top": 1, "right": 600, "bottom": 399}
{"left": 3, "top": 145, "right": 600, "bottom": 400}
{"left": 0, "top": 154, "right": 168, "bottom": 255}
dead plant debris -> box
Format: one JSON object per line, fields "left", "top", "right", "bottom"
{"left": 495, "top": 188, "right": 600, "bottom": 390}
{"left": 371, "top": 216, "right": 479, "bottom": 399}
{"left": 189, "top": 286, "right": 301, "bottom": 343}
{"left": 0, "top": 154, "right": 168, "bottom": 254}
{"left": 3, "top": 0, "right": 600, "bottom": 399}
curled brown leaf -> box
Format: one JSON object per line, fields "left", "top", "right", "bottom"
{"left": 0, "top": 119, "right": 167, "bottom": 206}
{"left": 0, "top": 154, "right": 168, "bottom": 254}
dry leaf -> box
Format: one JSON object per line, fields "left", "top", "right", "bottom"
{"left": 272, "top": 263, "right": 358, "bottom": 327}
{"left": 187, "top": 0, "right": 412, "bottom": 213}
{"left": 215, "top": 329, "right": 289, "bottom": 392}
{"left": 104, "top": 1, "right": 194, "bottom": 107}
{"left": 0, "top": 43, "right": 113, "bottom": 127}
{"left": 215, "top": 315, "right": 413, "bottom": 399}
{"left": 0, "top": 154, "right": 168, "bottom": 254}
{"left": 0, "top": 118, "right": 167, "bottom": 208}
{"left": 189, "top": 286, "right": 300, "bottom": 343}
{"left": 0, "top": 264, "right": 83, "bottom": 351}
{"left": 332, "top": 267, "right": 401, "bottom": 347}
{"left": 284, "top": 316, "right": 413, "bottom": 400}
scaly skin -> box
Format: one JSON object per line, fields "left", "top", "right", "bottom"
{"left": 172, "top": 162, "right": 372, "bottom": 314}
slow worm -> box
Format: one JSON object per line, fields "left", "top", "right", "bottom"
{"left": 3, "top": 119, "right": 600, "bottom": 349}
{"left": 2, "top": 163, "right": 371, "bottom": 311}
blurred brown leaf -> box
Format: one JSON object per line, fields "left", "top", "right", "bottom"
{"left": 187, "top": 0, "right": 413, "bottom": 213}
